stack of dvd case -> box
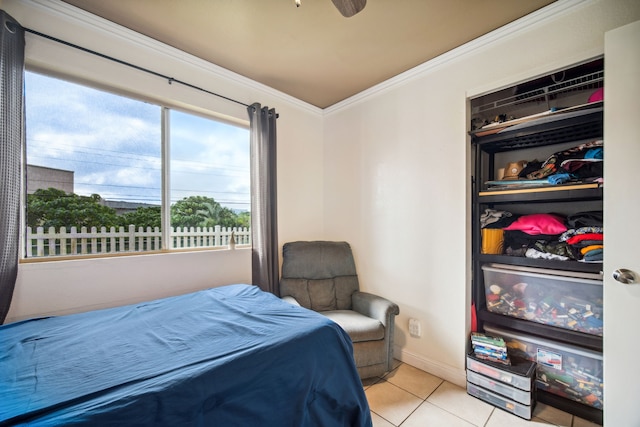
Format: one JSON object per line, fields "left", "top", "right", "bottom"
{"left": 471, "top": 332, "right": 510, "bottom": 365}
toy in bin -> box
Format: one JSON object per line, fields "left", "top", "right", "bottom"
{"left": 510, "top": 341, "right": 603, "bottom": 409}
{"left": 485, "top": 325, "right": 604, "bottom": 410}
{"left": 483, "top": 264, "right": 603, "bottom": 336}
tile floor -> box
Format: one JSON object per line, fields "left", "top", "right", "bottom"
{"left": 363, "top": 361, "right": 601, "bottom": 427}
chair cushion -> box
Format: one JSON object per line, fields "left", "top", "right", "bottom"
{"left": 321, "top": 310, "right": 384, "bottom": 342}
{"left": 282, "top": 241, "right": 358, "bottom": 279}
{"left": 281, "top": 277, "right": 359, "bottom": 311}
{"left": 309, "top": 279, "right": 337, "bottom": 311}
{"left": 280, "top": 241, "right": 360, "bottom": 311}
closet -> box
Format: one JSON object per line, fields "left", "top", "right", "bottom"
{"left": 469, "top": 58, "right": 604, "bottom": 424}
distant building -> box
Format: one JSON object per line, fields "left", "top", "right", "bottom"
{"left": 26, "top": 164, "right": 74, "bottom": 194}
{"left": 101, "top": 200, "right": 159, "bottom": 215}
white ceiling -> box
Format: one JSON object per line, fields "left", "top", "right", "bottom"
{"left": 62, "top": 0, "right": 556, "bottom": 108}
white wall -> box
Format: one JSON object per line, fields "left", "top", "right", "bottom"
{"left": 323, "top": 0, "right": 640, "bottom": 386}
{"left": 2, "top": 0, "right": 325, "bottom": 323}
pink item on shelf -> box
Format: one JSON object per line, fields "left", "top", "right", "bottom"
{"left": 588, "top": 87, "right": 603, "bottom": 103}
{"left": 503, "top": 213, "right": 567, "bottom": 235}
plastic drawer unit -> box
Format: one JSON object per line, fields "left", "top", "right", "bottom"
{"left": 482, "top": 264, "right": 603, "bottom": 336}
{"left": 466, "top": 352, "right": 535, "bottom": 392}
{"left": 467, "top": 370, "right": 533, "bottom": 405}
{"left": 467, "top": 382, "right": 534, "bottom": 420}
{"left": 485, "top": 325, "right": 603, "bottom": 409}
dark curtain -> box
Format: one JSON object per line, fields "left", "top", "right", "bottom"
{"left": 247, "top": 103, "right": 279, "bottom": 295}
{"left": 0, "top": 11, "right": 25, "bottom": 323}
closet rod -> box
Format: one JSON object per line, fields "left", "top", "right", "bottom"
{"left": 24, "top": 28, "right": 250, "bottom": 109}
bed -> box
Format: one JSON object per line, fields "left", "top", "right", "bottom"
{"left": 0, "top": 284, "right": 372, "bottom": 426}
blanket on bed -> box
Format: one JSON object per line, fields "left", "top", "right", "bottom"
{"left": 0, "top": 284, "right": 371, "bottom": 426}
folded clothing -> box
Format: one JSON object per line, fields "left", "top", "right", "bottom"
{"left": 525, "top": 247, "right": 570, "bottom": 261}
{"left": 581, "top": 245, "right": 604, "bottom": 255}
{"left": 566, "top": 211, "right": 603, "bottom": 228}
{"left": 480, "top": 208, "right": 515, "bottom": 229}
{"left": 503, "top": 231, "right": 578, "bottom": 260}
{"left": 566, "top": 233, "right": 604, "bottom": 245}
{"left": 582, "top": 248, "right": 603, "bottom": 262}
{"left": 560, "top": 227, "right": 604, "bottom": 242}
{"left": 526, "top": 140, "right": 603, "bottom": 180}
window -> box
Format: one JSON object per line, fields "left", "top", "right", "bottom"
{"left": 24, "top": 71, "right": 250, "bottom": 259}
{"left": 169, "top": 110, "right": 250, "bottom": 249}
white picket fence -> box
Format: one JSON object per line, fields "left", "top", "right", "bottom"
{"left": 26, "top": 225, "right": 251, "bottom": 257}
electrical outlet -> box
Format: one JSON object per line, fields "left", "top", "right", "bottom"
{"left": 409, "top": 318, "right": 421, "bottom": 338}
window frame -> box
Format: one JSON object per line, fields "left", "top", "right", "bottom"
{"left": 22, "top": 68, "right": 250, "bottom": 262}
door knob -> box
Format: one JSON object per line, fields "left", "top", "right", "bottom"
{"left": 613, "top": 269, "right": 638, "bottom": 284}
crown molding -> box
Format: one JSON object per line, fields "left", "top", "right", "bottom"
{"left": 11, "top": 0, "right": 594, "bottom": 117}
{"left": 324, "top": 0, "right": 594, "bottom": 115}
{"left": 18, "top": 0, "right": 324, "bottom": 116}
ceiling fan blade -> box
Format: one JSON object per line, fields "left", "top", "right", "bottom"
{"left": 331, "top": 0, "right": 366, "bottom": 17}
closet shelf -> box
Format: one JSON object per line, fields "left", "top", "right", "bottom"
{"left": 470, "top": 106, "right": 603, "bottom": 153}
{"left": 476, "top": 184, "right": 603, "bottom": 203}
{"left": 472, "top": 70, "right": 603, "bottom": 115}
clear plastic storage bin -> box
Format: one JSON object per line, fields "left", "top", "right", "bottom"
{"left": 482, "top": 264, "right": 603, "bottom": 336}
{"left": 485, "top": 325, "right": 603, "bottom": 409}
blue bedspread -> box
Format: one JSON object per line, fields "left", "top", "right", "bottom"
{"left": 0, "top": 284, "right": 371, "bottom": 426}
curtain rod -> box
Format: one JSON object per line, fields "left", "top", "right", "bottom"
{"left": 24, "top": 28, "right": 250, "bottom": 109}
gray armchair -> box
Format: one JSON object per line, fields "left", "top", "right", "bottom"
{"left": 280, "top": 241, "right": 400, "bottom": 379}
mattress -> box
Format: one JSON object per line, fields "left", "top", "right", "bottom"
{"left": 0, "top": 284, "right": 371, "bottom": 426}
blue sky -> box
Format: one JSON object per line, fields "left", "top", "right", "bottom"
{"left": 24, "top": 71, "right": 250, "bottom": 211}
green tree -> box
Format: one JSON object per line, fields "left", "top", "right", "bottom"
{"left": 171, "top": 196, "right": 212, "bottom": 228}
{"left": 196, "top": 199, "right": 226, "bottom": 228}
{"left": 171, "top": 195, "right": 246, "bottom": 228}
{"left": 27, "top": 190, "right": 248, "bottom": 231}
{"left": 27, "top": 188, "right": 118, "bottom": 229}
{"left": 235, "top": 211, "right": 251, "bottom": 228}
{"left": 118, "top": 206, "right": 161, "bottom": 229}
{"left": 216, "top": 206, "right": 239, "bottom": 228}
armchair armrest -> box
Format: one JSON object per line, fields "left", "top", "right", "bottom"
{"left": 352, "top": 291, "right": 399, "bottom": 327}
{"left": 282, "top": 295, "right": 301, "bottom": 306}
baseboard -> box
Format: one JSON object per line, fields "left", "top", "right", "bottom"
{"left": 394, "top": 345, "right": 466, "bottom": 388}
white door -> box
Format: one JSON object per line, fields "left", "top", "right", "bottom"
{"left": 604, "top": 20, "right": 640, "bottom": 426}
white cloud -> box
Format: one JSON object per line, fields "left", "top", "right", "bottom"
{"left": 26, "top": 71, "right": 249, "bottom": 209}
